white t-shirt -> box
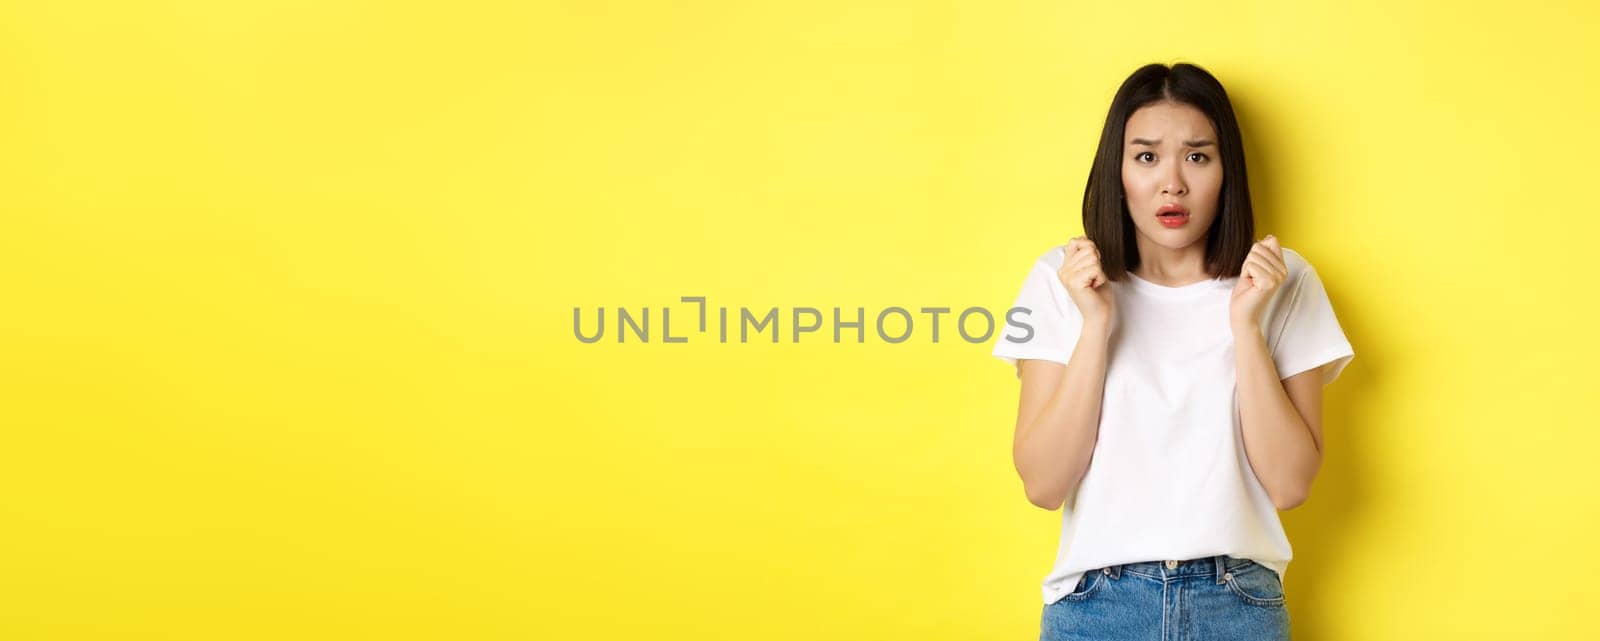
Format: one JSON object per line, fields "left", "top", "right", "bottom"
{"left": 992, "top": 245, "right": 1355, "bottom": 605}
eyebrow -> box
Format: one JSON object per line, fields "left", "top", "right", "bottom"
{"left": 1129, "top": 138, "right": 1216, "bottom": 147}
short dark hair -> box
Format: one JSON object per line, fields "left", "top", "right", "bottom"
{"left": 1082, "top": 62, "right": 1255, "bottom": 282}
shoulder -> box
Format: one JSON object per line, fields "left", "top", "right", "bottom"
{"left": 1279, "top": 246, "right": 1315, "bottom": 283}
{"left": 1272, "top": 246, "right": 1335, "bottom": 311}
{"left": 1032, "top": 245, "right": 1068, "bottom": 271}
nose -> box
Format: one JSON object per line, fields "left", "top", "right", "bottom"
{"left": 1161, "top": 163, "right": 1187, "bottom": 196}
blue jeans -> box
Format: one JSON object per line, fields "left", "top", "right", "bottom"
{"left": 1039, "top": 555, "right": 1290, "bottom": 641}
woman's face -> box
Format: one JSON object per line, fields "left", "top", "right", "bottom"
{"left": 1121, "top": 100, "right": 1224, "bottom": 250}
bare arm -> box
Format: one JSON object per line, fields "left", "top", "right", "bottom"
{"left": 1232, "top": 322, "right": 1326, "bottom": 510}
{"left": 1011, "top": 320, "right": 1112, "bottom": 510}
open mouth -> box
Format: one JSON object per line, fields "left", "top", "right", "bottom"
{"left": 1157, "top": 204, "right": 1190, "bottom": 226}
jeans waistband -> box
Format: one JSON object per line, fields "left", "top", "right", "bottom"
{"left": 1096, "top": 555, "right": 1256, "bottom": 584}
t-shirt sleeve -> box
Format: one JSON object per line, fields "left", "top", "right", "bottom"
{"left": 992, "top": 252, "right": 1083, "bottom": 377}
{"left": 1270, "top": 264, "right": 1355, "bottom": 384}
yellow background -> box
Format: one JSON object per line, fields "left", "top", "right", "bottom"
{"left": 2, "top": 1, "right": 1596, "bottom": 639}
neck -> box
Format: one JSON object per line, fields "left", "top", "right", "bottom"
{"left": 1132, "top": 231, "right": 1210, "bottom": 285}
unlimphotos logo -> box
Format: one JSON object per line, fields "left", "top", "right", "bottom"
{"left": 573, "top": 296, "right": 1040, "bottom": 344}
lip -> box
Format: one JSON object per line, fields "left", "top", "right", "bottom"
{"left": 1156, "top": 203, "right": 1190, "bottom": 228}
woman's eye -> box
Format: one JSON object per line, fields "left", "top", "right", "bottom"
{"left": 1187, "top": 152, "right": 1209, "bottom": 163}
{"left": 1136, "top": 152, "right": 1155, "bottom": 162}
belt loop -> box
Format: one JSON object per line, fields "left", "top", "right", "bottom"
{"left": 1214, "top": 555, "right": 1227, "bottom": 584}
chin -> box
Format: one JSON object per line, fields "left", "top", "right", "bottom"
{"left": 1137, "top": 226, "right": 1201, "bottom": 246}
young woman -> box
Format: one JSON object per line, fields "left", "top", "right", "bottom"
{"left": 992, "top": 63, "right": 1355, "bottom": 641}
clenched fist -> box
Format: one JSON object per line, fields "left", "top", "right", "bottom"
{"left": 1229, "top": 234, "right": 1287, "bottom": 331}
{"left": 1057, "top": 236, "right": 1115, "bottom": 329}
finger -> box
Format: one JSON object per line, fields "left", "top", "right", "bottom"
{"left": 1246, "top": 246, "right": 1279, "bottom": 280}
{"left": 1244, "top": 256, "right": 1281, "bottom": 288}
{"left": 1248, "top": 244, "right": 1287, "bottom": 281}
{"left": 1261, "top": 235, "right": 1285, "bottom": 270}
{"left": 1088, "top": 265, "right": 1109, "bottom": 289}
{"left": 1072, "top": 251, "right": 1100, "bottom": 271}
{"left": 1245, "top": 256, "right": 1273, "bottom": 283}
{"left": 1242, "top": 261, "right": 1263, "bottom": 288}
{"left": 1068, "top": 265, "right": 1096, "bottom": 290}
{"left": 1260, "top": 234, "right": 1285, "bottom": 265}
{"left": 1058, "top": 261, "right": 1082, "bottom": 286}
{"left": 1070, "top": 257, "right": 1100, "bottom": 280}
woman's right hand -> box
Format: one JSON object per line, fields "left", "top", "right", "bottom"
{"left": 1057, "top": 237, "right": 1115, "bottom": 329}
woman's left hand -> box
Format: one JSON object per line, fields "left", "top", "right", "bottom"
{"left": 1229, "top": 235, "right": 1287, "bottom": 332}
